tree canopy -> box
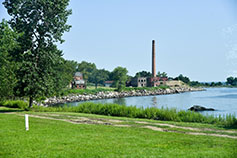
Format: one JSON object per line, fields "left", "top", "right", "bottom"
{"left": 174, "top": 74, "right": 190, "bottom": 84}
{"left": 135, "top": 71, "right": 151, "bottom": 78}
{"left": 0, "top": 20, "right": 19, "bottom": 100}
{"left": 112, "top": 67, "right": 128, "bottom": 92}
{"left": 3, "top": 0, "right": 72, "bottom": 106}
{"left": 226, "top": 76, "right": 237, "bottom": 86}
{"left": 89, "top": 69, "right": 109, "bottom": 89}
{"left": 157, "top": 71, "right": 168, "bottom": 78}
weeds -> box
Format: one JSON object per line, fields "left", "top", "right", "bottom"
{"left": 31, "top": 102, "right": 237, "bottom": 128}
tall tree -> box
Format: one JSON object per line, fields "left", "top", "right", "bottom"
{"left": 54, "top": 59, "right": 78, "bottom": 93}
{"left": 112, "top": 67, "right": 128, "bottom": 92}
{"left": 0, "top": 20, "right": 19, "bottom": 100}
{"left": 3, "top": 0, "right": 72, "bottom": 107}
{"left": 135, "top": 71, "right": 151, "bottom": 78}
{"left": 90, "top": 69, "right": 109, "bottom": 89}
{"left": 77, "top": 61, "right": 97, "bottom": 88}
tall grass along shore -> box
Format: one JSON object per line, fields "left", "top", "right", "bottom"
{"left": 31, "top": 102, "right": 237, "bottom": 129}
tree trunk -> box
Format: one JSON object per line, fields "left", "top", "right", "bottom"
{"left": 29, "top": 96, "right": 33, "bottom": 108}
{"left": 95, "top": 81, "right": 98, "bottom": 89}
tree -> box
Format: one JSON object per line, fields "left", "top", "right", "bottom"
{"left": 0, "top": 20, "right": 19, "bottom": 100}
{"left": 3, "top": 0, "right": 72, "bottom": 107}
{"left": 54, "top": 59, "right": 78, "bottom": 93}
{"left": 77, "top": 61, "right": 97, "bottom": 88}
{"left": 174, "top": 74, "right": 190, "bottom": 84}
{"left": 135, "top": 71, "right": 151, "bottom": 78}
{"left": 157, "top": 71, "right": 168, "bottom": 78}
{"left": 112, "top": 67, "right": 128, "bottom": 92}
{"left": 226, "top": 76, "right": 237, "bottom": 86}
{"left": 90, "top": 69, "right": 109, "bottom": 89}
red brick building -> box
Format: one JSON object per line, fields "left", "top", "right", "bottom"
{"left": 72, "top": 72, "right": 85, "bottom": 89}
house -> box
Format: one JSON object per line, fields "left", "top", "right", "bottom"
{"left": 72, "top": 72, "right": 85, "bottom": 89}
{"left": 104, "top": 81, "right": 114, "bottom": 87}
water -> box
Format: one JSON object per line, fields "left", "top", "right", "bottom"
{"left": 60, "top": 88, "right": 237, "bottom": 116}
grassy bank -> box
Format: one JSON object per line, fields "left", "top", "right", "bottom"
{"left": 31, "top": 102, "right": 237, "bottom": 129}
{"left": 58, "top": 85, "right": 170, "bottom": 96}
{"left": 0, "top": 100, "right": 28, "bottom": 110}
{"left": 0, "top": 112, "right": 237, "bottom": 158}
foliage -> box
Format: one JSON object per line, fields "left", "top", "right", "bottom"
{"left": 53, "top": 59, "right": 78, "bottom": 93}
{"left": 111, "top": 67, "right": 128, "bottom": 92}
{"left": 0, "top": 20, "right": 19, "bottom": 101}
{"left": 135, "top": 71, "right": 151, "bottom": 78}
{"left": 226, "top": 76, "right": 237, "bottom": 86}
{"left": 77, "top": 61, "right": 97, "bottom": 87}
{"left": 32, "top": 102, "right": 237, "bottom": 128}
{"left": 89, "top": 69, "right": 109, "bottom": 89}
{"left": 157, "top": 71, "right": 168, "bottom": 78}
{"left": 3, "top": 0, "right": 72, "bottom": 107}
{"left": 174, "top": 74, "right": 190, "bottom": 84}
{"left": 0, "top": 100, "right": 28, "bottom": 109}
{"left": 59, "top": 88, "right": 114, "bottom": 96}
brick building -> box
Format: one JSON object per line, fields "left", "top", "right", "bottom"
{"left": 131, "top": 77, "right": 147, "bottom": 87}
{"left": 72, "top": 72, "right": 85, "bottom": 89}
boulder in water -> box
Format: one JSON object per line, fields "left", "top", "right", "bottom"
{"left": 188, "top": 105, "right": 215, "bottom": 112}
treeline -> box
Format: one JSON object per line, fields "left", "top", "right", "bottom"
{"left": 76, "top": 61, "right": 129, "bottom": 91}
{"left": 169, "top": 74, "right": 237, "bottom": 87}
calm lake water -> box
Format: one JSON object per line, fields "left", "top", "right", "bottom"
{"left": 62, "top": 88, "right": 237, "bottom": 116}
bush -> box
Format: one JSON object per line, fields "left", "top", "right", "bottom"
{"left": 0, "top": 100, "right": 28, "bottom": 109}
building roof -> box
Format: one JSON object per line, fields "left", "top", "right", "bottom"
{"left": 104, "top": 81, "right": 114, "bottom": 84}
{"left": 74, "top": 72, "right": 83, "bottom": 77}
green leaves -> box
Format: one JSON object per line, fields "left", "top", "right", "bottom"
{"left": 0, "top": 20, "right": 19, "bottom": 100}
{"left": 112, "top": 67, "right": 128, "bottom": 92}
{"left": 2, "top": 0, "right": 71, "bottom": 106}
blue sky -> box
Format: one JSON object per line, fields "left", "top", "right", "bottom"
{"left": 0, "top": 0, "right": 237, "bottom": 82}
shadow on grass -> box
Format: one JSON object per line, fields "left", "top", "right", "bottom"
{"left": 0, "top": 106, "right": 24, "bottom": 113}
{"left": 223, "top": 125, "right": 237, "bottom": 130}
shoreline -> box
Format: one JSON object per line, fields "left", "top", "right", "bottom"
{"left": 38, "top": 87, "right": 204, "bottom": 107}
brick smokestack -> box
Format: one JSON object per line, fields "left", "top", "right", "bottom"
{"left": 152, "top": 40, "right": 156, "bottom": 77}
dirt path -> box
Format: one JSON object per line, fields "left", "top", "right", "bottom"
{"left": 11, "top": 113, "right": 237, "bottom": 139}
{"left": 135, "top": 121, "right": 237, "bottom": 134}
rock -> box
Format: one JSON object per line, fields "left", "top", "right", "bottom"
{"left": 188, "top": 105, "right": 215, "bottom": 112}
{"left": 38, "top": 87, "right": 204, "bottom": 106}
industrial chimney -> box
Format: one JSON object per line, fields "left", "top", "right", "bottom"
{"left": 152, "top": 40, "right": 156, "bottom": 77}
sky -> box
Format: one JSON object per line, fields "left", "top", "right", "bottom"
{"left": 0, "top": 0, "right": 237, "bottom": 82}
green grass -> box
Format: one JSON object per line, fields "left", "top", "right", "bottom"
{"left": 57, "top": 85, "right": 170, "bottom": 96}
{"left": 0, "top": 106, "right": 24, "bottom": 112}
{"left": 0, "top": 100, "right": 28, "bottom": 110}
{"left": 0, "top": 113, "right": 236, "bottom": 158}
{"left": 31, "top": 102, "right": 237, "bottom": 129}
{"left": 24, "top": 111, "right": 237, "bottom": 136}
{"left": 59, "top": 87, "right": 115, "bottom": 96}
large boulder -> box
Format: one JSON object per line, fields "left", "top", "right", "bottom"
{"left": 188, "top": 105, "right": 215, "bottom": 112}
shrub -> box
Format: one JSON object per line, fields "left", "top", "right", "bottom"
{"left": 0, "top": 100, "right": 28, "bottom": 109}
{"left": 31, "top": 102, "right": 237, "bottom": 128}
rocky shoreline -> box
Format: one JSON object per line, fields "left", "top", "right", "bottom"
{"left": 38, "top": 87, "right": 204, "bottom": 107}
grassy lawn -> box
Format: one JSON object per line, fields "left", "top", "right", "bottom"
{"left": 0, "top": 111, "right": 237, "bottom": 158}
